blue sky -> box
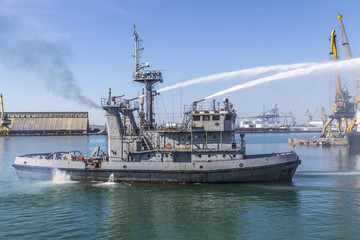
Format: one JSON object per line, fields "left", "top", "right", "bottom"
{"left": 1, "top": 0, "right": 360, "bottom": 125}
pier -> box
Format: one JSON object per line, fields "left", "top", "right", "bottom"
{"left": 288, "top": 137, "right": 348, "bottom": 146}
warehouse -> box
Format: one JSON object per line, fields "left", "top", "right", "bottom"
{"left": 5, "top": 112, "right": 88, "bottom": 135}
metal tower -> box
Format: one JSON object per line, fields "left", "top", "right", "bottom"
{"left": 133, "top": 25, "right": 163, "bottom": 129}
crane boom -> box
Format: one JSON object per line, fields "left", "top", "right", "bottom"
{"left": 338, "top": 14, "right": 359, "bottom": 97}
{"left": 330, "top": 29, "right": 338, "bottom": 60}
{"left": 338, "top": 14, "right": 352, "bottom": 59}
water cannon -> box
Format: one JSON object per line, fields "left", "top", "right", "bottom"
{"left": 112, "top": 94, "right": 125, "bottom": 101}
{"left": 111, "top": 94, "right": 125, "bottom": 105}
{"left": 142, "top": 62, "right": 152, "bottom": 68}
{"left": 193, "top": 98, "right": 206, "bottom": 104}
{"left": 124, "top": 97, "right": 139, "bottom": 108}
{"left": 192, "top": 98, "right": 206, "bottom": 111}
{"left": 126, "top": 97, "right": 139, "bottom": 102}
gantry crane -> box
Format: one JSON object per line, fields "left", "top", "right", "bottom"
{"left": 314, "top": 107, "right": 327, "bottom": 122}
{"left": 305, "top": 108, "right": 313, "bottom": 122}
{"left": 288, "top": 111, "right": 296, "bottom": 127}
{"left": 337, "top": 14, "right": 360, "bottom": 134}
{"left": 0, "top": 93, "right": 11, "bottom": 135}
{"left": 321, "top": 29, "right": 355, "bottom": 137}
{"left": 314, "top": 108, "right": 321, "bottom": 121}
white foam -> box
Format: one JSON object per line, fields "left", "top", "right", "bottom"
{"left": 51, "top": 168, "right": 72, "bottom": 183}
{"left": 108, "top": 173, "right": 115, "bottom": 182}
{"left": 296, "top": 171, "right": 360, "bottom": 177}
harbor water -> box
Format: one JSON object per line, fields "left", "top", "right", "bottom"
{"left": 1, "top": 133, "right": 360, "bottom": 239}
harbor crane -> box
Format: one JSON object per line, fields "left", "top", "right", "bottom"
{"left": 314, "top": 107, "right": 327, "bottom": 122}
{"left": 0, "top": 93, "right": 11, "bottom": 135}
{"left": 337, "top": 14, "right": 360, "bottom": 134}
{"left": 287, "top": 111, "right": 296, "bottom": 127}
{"left": 321, "top": 28, "right": 355, "bottom": 137}
{"left": 305, "top": 108, "right": 313, "bottom": 122}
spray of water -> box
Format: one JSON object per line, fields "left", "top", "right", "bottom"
{"left": 51, "top": 168, "right": 72, "bottom": 183}
{"left": 0, "top": 12, "right": 100, "bottom": 109}
{"left": 108, "top": 173, "right": 115, "bottom": 182}
{"left": 156, "top": 62, "right": 316, "bottom": 94}
{"left": 204, "top": 58, "right": 360, "bottom": 99}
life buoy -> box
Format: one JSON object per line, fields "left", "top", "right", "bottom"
{"left": 184, "top": 142, "right": 191, "bottom": 149}
{"left": 166, "top": 143, "right": 172, "bottom": 149}
{"left": 76, "top": 156, "right": 84, "bottom": 161}
{"left": 206, "top": 159, "right": 213, "bottom": 163}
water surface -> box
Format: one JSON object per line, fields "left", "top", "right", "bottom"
{"left": 1, "top": 133, "right": 360, "bottom": 239}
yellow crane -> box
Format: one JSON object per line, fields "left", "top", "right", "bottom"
{"left": 288, "top": 111, "right": 296, "bottom": 127}
{"left": 321, "top": 29, "right": 354, "bottom": 137}
{"left": 314, "top": 107, "right": 327, "bottom": 122}
{"left": 337, "top": 14, "right": 360, "bottom": 134}
{"left": 305, "top": 108, "right": 313, "bottom": 122}
{"left": 338, "top": 14, "right": 352, "bottom": 60}
{"left": 0, "top": 93, "right": 11, "bottom": 135}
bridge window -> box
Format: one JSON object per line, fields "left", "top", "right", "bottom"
{"left": 193, "top": 115, "right": 200, "bottom": 121}
{"left": 203, "top": 115, "right": 210, "bottom": 121}
{"left": 212, "top": 115, "right": 220, "bottom": 120}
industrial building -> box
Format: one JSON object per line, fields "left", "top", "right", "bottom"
{"left": 4, "top": 112, "right": 89, "bottom": 135}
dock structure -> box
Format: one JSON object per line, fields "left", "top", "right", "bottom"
{"left": 1, "top": 112, "right": 89, "bottom": 136}
{"left": 288, "top": 137, "right": 348, "bottom": 146}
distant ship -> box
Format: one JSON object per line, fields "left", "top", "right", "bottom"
{"left": 12, "top": 26, "right": 301, "bottom": 183}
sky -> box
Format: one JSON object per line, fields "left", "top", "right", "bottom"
{"left": 1, "top": 0, "right": 360, "bottom": 125}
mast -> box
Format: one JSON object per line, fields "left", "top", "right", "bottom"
{"left": 133, "top": 25, "right": 163, "bottom": 129}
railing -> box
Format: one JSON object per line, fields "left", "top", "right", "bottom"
{"left": 184, "top": 102, "right": 214, "bottom": 113}
{"left": 101, "top": 98, "right": 140, "bottom": 110}
{"left": 133, "top": 70, "right": 163, "bottom": 82}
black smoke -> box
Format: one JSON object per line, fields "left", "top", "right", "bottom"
{"left": 0, "top": 14, "right": 100, "bottom": 109}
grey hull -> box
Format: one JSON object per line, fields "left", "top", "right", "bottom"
{"left": 13, "top": 160, "right": 300, "bottom": 183}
